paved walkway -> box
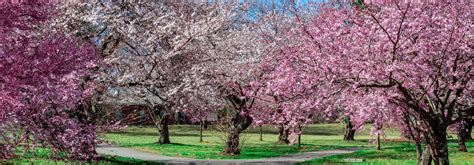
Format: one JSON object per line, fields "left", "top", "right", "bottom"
{"left": 97, "top": 145, "right": 361, "bottom": 165}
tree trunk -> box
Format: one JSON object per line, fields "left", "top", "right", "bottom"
{"left": 199, "top": 120, "right": 204, "bottom": 142}
{"left": 343, "top": 117, "right": 355, "bottom": 141}
{"left": 420, "top": 144, "right": 433, "bottom": 165}
{"left": 298, "top": 134, "right": 301, "bottom": 148}
{"left": 458, "top": 134, "right": 467, "bottom": 152}
{"left": 298, "top": 125, "right": 302, "bottom": 148}
{"left": 403, "top": 112, "right": 423, "bottom": 163}
{"left": 415, "top": 141, "right": 423, "bottom": 163}
{"left": 375, "top": 132, "right": 381, "bottom": 150}
{"left": 159, "top": 114, "right": 171, "bottom": 144}
{"left": 458, "top": 119, "right": 469, "bottom": 152}
{"left": 468, "top": 129, "right": 473, "bottom": 141}
{"left": 426, "top": 126, "right": 449, "bottom": 165}
{"left": 277, "top": 123, "right": 290, "bottom": 144}
{"left": 175, "top": 112, "right": 180, "bottom": 125}
{"left": 464, "top": 119, "right": 472, "bottom": 141}
{"left": 204, "top": 119, "right": 208, "bottom": 129}
{"left": 224, "top": 112, "right": 252, "bottom": 155}
{"left": 225, "top": 127, "right": 241, "bottom": 155}
{"left": 259, "top": 125, "right": 263, "bottom": 141}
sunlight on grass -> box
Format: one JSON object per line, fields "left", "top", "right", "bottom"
{"left": 7, "top": 123, "right": 472, "bottom": 164}
{"left": 2, "top": 144, "right": 159, "bottom": 164}
{"left": 299, "top": 141, "right": 474, "bottom": 165}
{"left": 103, "top": 123, "right": 404, "bottom": 159}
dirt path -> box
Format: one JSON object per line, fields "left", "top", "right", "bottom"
{"left": 97, "top": 145, "right": 361, "bottom": 165}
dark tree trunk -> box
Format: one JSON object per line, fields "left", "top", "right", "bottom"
{"left": 204, "top": 119, "right": 208, "bottom": 129}
{"left": 468, "top": 124, "right": 472, "bottom": 141}
{"left": 224, "top": 113, "right": 252, "bottom": 155}
{"left": 147, "top": 105, "right": 170, "bottom": 144}
{"left": 344, "top": 128, "right": 355, "bottom": 141}
{"left": 223, "top": 85, "right": 258, "bottom": 155}
{"left": 468, "top": 130, "right": 473, "bottom": 141}
{"left": 199, "top": 120, "right": 204, "bottom": 142}
{"left": 375, "top": 132, "right": 381, "bottom": 150}
{"left": 225, "top": 127, "right": 241, "bottom": 155}
{"left": 426, "top": 126, "right": 449, "bottom": 165}
{"left": 259, "top": 125, "right": 263, "bottom": 141}
{"left": 421, "top": 144, "right": 433, "bottom": 165}
{"left": 343, "top": 117, "right": 355, "bottom": 141}
{"left": 465, "top": 119, "right": 472, "bottom": 141}
{"left": 458, "top": 119, "right": 469, "bottom": 152}
{"left": 298, "top": 125, "right": 302, "bottom": 148}
{"left": 159, "top": 114, "right": 171, "bottom": 144}
{"left": 277, "top": 123, "right": 290, "bottom": 144}
{"left": 298, "top": 134, "right": 301, "bottom": 148}
{"left": 458, "top": 134, "right": 467, "bottom": 152}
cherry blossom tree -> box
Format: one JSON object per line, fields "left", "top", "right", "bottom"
{"left": 265, "top": 1, "right": 472, "bottom": 164}
{"left": 59, "top": 0, "right": 284, "bottom": 155}
{"left": 57, "top": 1, "right": 246, "bottom": 144}
{"left": 0, "top": 1, "right": 99, "bottom": 160}
{"left": 250, "top": 0, "right": 322, "bottom": 145}
{"left": 58, "top": 2, "right": 278, "bottom": 154}
{"left": 193, "top": 25, "right": 267, "bottom": 154}
{"left": 204, "top": 0, "right": 324, "bottom": 153}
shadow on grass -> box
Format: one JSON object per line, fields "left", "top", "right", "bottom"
{"left": 243, "top": 129, "right": 342, "bottom": 136}
{"left": 108, "top": 131, "right": 212, "bottom": 138}
{"left": 123, "top": 125, "right": 347, "bottom": 136}
{"left": 100, "top": 155, "right": 164, "bottom": 165}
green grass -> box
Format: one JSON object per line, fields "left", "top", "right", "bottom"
{"left": 300, "top": 141, "right": 474, "bottom": 165}
{"left": 102, "top": 123, "right": 403, "bottom": 159}
{"left": 7, "top": 123, "right": 472, "bottom": 164}
{"left": 2, "top": 156, "right": 159, "bottom": 165}
{"left": 1, "top": 146, "right": 158, "bottom": 164}
{"left": 103, "top": 123, "right": 473, "bottom": 164}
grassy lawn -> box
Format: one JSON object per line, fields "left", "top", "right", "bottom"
{"left": 1, "top": 145, "right": 158, "bottom": 164}
{"left": 103, "top": 123, "right": 404, "bottom": 159}
{"left": 300, "top": 141, "right": 474, "bottom": 164}
{"left": 1, "top": 156, "right": 158, "bottom": 165}
{"left": 6, "top": 123, "right": 471, "bottom": 164}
